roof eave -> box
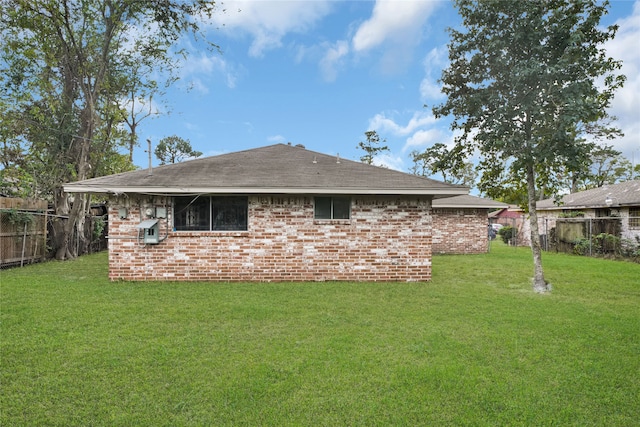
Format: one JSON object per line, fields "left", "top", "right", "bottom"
{"left": 434, "top": 203, "right": 508, "bottom": 209}
{"left": 538, "top": 203, "right": 637, "bottom": 210}
{"left": 63, "top": 184, "right": 469, "bottom": 197}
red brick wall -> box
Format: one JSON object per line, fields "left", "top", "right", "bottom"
{"left": 107, "top": 195, "right": 433, "bottom": 282}
{"left": 432, "top": 208, "right": 489, "bottom": 254}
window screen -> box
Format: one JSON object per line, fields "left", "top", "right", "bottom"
{"left": 630, "top": 208, "right": 640, "bottom": 229}
{"left": 174, "top": 196, "right": 248, "bottom": 231}
{"left": 212, "top": 196, "right": 248, "bottom": 230}
{"left": 314, "top": 197, "right": 350, "bottom": 219}
{"left": 174, "top": 196, "right": 210, "bottom": 231}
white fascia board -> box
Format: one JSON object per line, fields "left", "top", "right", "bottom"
{"left": 434, "top": 203, "right": 508, "bottom": 209}
{"left": 64, "top": 184, "right": 469, "bottom": 197}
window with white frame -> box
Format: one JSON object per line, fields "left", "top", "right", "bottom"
{"left": 173, "top": 196, "right": 248, "bottom": 231}
{"left": 629, "top": 207, "right": 640, "bottom": 229}
{"left": 314, "top": 196, "right": 350, "bottom": 219}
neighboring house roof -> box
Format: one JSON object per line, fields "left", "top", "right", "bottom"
{"left": 433, "top": 194, "right": 508, "bottom": 209}
{"left": 64, "top": 143, "right": 468, "bottom": 197}
{"left": 488, "top": 207, "right": 525, "bottom": 219}
{"left": 537, "top": 180, "right": 640, "bottom": 210}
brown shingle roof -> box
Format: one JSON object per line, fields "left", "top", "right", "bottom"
{"left": 537, "top": 180, "right": 640, "bottom": 210}
{"left": 64, "top": 144, "right": 468, "bottom": 197}
{"left": 433, "top": 194, "right": 508, "bottom": 209}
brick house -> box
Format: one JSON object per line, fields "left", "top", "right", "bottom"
{"left": 432, "top": 195, "right": 508, "bottom": 254}
{"left": 536, "top": 180, "right": 640, "bottom": 243}
{"left": 64, "top": 144, "right": 467, "bottom": 282}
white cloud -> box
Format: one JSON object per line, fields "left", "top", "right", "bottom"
{"left": 368, "top": 111, "right": 438, "bottom": 136}
{"left": 419, "top": 46, "right": 448, "bottom": 101}
{"left": 189, "top": 78, "right": 209, "bottom": 94}
{"left": 404, "top": 128, "right": 450, "bottom": 152}
{"left": 603, "top": 0, "right": 640, "bottom": 161}
{"left": 351, "top": 0, "right": 439, "bottom": 53}
{"left": 206, "top": 1, "right": 334, "bottom": 58}
{"left": 267, "top": 134, "right": 287, "bottom": 144}
{"left": 367, "top": 109, "right": 457, "bottom": 172}
{"left": 179, "top": 53, "right": 243, "bottom": 91}
{"left": 350, "top": 0, "right": 441, "bottom": 73}
{"left": 319, "top": 40, "right": 350, "bottom": 82}
{"left": 372, "top": 153, "right": 405, "bottom": 171}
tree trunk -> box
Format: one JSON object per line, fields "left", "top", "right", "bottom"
{"left": 52, "top": 187, "right": 70, "bottom": 260}
{"left": 56, "top": 102, "right": 95, "bottom": 259}
{"left": 526, "top": 163, "right": 550, "bottom": 293}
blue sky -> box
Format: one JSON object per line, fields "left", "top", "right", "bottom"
{"left": 135, "top": 0, "right": 640, "bottom": 185}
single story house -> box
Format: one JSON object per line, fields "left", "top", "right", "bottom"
{"left": 64, "top": 143, "right": 467, "bottom": 282}
{"left": 432, "top": 195, "right": 508, "bottom": 254}
{"left": 536, "top": 180, "right": 640, "bottom": 243}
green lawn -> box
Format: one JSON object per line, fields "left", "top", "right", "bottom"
{"left": 2, "top": 242, "right": 639, "bottom": 426}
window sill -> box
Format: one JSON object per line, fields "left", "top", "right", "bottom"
{"left": 313, "top": 219, "right": 352, "bottom": 225}
{"left": 170, "top": 230, "right": 250, "bottom": 237}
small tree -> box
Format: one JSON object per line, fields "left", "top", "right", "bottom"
{"left": 357, "top": 130, "right": 389, "bottom": 165}
{"left": 433, "top": 0, "right": 625, "bottom": 292}
{"left": 155, "top": 136, "right": 202, "bottom": 165}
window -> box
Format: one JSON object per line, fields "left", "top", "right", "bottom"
{"left": 314, "top": 196, "right": 350, "bottom": 219}
{"left": 630, "top": 208, "right": 640, "bottom": 229}
{"left": 174, "top": 196, "right": 247, "bottom": 231}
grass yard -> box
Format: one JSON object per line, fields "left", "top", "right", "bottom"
{"left": 1, "top": 242, "right": 639, "bottom": 426}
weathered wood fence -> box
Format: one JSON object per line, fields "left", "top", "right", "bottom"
{"left": 553, "top": 217, "right": 622, "bottom": 255}
{"left": 1, "top": 197, "right": 48, "bottom": 267}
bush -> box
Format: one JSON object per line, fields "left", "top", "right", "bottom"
{"left": 572, "top": 233, "right": 638, "bottom": 260}
{"left": 498, "top": 226, "right": 514, "bottom": 244}
{"left": 573, "top": 238, "right": 591, "bottom": 255}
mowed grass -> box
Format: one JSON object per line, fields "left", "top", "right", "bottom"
{"left": 1, "top": 242, "right": 639, "bottom": 426}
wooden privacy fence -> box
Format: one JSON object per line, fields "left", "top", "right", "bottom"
{"left": 1, "top": 197, "right": 48, "bottom": 267}
{"left": 553, "top": 217, "right": 622, "bottom": 255}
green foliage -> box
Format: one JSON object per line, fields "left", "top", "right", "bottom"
{"left": 0, "top": 0, "right": 219, "bottom": 257}
{"left": 434, "top": 0, "right": 625, "bottom": 290}
{"left": 1, "top": 209, "right": 34, "bottom": 227}
{"left": 559, "top": 211, "right": 585, "bottom": 218}
{"left": 2, "top": 246, "right": 639, "bottom": 425}
{"left": 410, "top": 142, "right": 477, "bottom": 188}
{"left": 498, "top": 225, "right": 515, "bottom": 244}
{"left": 92, "top": 217, "right": 105, "bottom": 240}
{"left": 573, "top": 233, "right": 627, "bottom": 257}
{"left": 154, "top": 135, "right": 203, "bottom": 165}
{"left": 560, "top": 144, "right": 637, "bottom": 193}
{"left": 572, "top": 237, "right": 592, "bottom": 256}
{"left": 357, "top": 130, "right": 389, "bottom": 165}
{"left": 621, "top": 237, "right": 640, "bottom": 260}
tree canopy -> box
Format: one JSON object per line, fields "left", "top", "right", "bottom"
{"left": 0, "top": 0, "right": 219, "bottom": 259}
{"left": 155, "top": 136, "right": 203, "bottom": 165}
{"left": 410, "top": 143, "right": 477, "bottom": 189}
{"left": 357, "top": 130, "right": 389, "bottom": 165}
{"left": 433, "top": 0, "right": 625, "bottom": 292}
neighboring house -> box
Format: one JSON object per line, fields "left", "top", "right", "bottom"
{"left": 432, "top": 195, "right": 508, "bottom": 254}
{"left": 64, "top": 144, "right": 467, "bottom": 282}
{"left": 488, "top": 205, "right": 530, "bottom": 246}
{"left": 536, "top": 180, "right": 640, "bottom": 243}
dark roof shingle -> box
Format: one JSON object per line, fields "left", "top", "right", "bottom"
{"left": 537, "top": 180, "right": 640, "bottom": 209}
{"left": 64, "top": 144, "right": 468, "bottom": 197}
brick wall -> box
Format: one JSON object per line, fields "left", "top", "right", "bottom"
{"left": 432, "top": 208, "right": 489, "bottom": 254}
{"left": 107, "top": 195, "right": 432, "bottom": 282}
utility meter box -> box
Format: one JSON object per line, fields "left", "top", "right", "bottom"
{"left": 137, "top": 219, "right": 160, "bottom": 244}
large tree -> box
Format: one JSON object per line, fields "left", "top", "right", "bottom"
{"left": 0, "top": 0, "right": 218, "bottom": 259}
{"left": 433, "top": 0, "right": 625, "bottom": 292}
